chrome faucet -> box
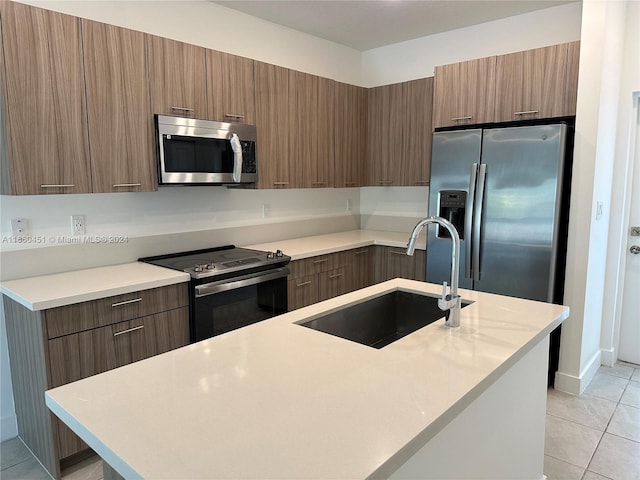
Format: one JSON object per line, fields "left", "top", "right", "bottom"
{"left": 406, "top": 216, "right": 462, "bottom": 328}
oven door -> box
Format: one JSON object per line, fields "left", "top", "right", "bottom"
{"left": 191, "top": 267, "right": 289, "bottom": 342}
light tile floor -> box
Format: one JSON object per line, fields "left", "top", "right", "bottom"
{"left": 1, "top": 362, "right": 638, "bottom": 479}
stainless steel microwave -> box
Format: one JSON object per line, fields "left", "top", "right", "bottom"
{"left": 154, "top": 114, "right": 257, "bottom": 186}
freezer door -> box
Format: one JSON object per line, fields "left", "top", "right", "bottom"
{"left": 474, "top": 124, "right": 566, "bottom": 301}
{"left": 427, "top": 129, "right": 482, "bottom": 289}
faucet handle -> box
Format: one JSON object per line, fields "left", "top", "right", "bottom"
{"left": 441, "top": 281, "right": 449, "bottom": 301}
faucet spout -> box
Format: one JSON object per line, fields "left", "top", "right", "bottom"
{"left": 406, "top": 216, "right": 462, "bottom": 327}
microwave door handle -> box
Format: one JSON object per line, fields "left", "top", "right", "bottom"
{"left": 230, "top": 133, "right": 243, "bottom": 182}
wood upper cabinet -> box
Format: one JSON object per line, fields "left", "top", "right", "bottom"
{"left": 334, "top": 82, "right": 367, "bottom": 188}
{"left": 402, "top": 77, "right": 433, "bottom": 186}
{"left": 367, "top": 82, "right": 405, "bottom": 186}
{"left": 495, "top": 43, "right": 571, "bottom": 122}
{"left": 0, "top": 1, "right": 91, "bottom": 195}
{"left": 206, "top": 49, "right": 255, "bottom": 124}
{"left": 433, "top": 56, "right": 497, "bottom": 129}
{"left": 255, "top": 62, "right": 293, "bottom": 188}
{"left": 147, "top": 34, "right": 207, "bottom": 119}
{"left": 564, "top": 41, "right": 581, "bottom": 117}
{"left": 289, "top": 71, "right": 335, "bottom": 188}
{"left": 82, "top": 20, "right": 156, "bottom": 192}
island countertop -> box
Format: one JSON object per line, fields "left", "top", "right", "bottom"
{"left": 45, "top": 278, "right": 568, "bottom": 479}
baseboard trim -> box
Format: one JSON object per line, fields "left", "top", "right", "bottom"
{"left": 554, "top": 349, "right": 602, "bottom": 395}
{"left": 600, "top": 348, "right": 616, "bottom": 368}
{"left": 1, "top": 413, "right": 18, "bottom": 441}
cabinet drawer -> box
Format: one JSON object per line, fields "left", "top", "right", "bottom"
{"left": 289, "top": 252, "right": 347, "bottom": 277}
{"left": 45, "top": 283, "right": 188, "bottom": 339}
{"left": 288, "top": 274, "right": 318, "bottom": 310}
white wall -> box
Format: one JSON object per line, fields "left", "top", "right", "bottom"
{"left": 361, "top": 2, "right": 582, "bottom": 87}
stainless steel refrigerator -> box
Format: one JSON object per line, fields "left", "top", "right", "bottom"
{"left": 426, "top": 124, "right": 570, "bottom": 304}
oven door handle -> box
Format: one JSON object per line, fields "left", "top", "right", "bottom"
{"left": 195, "top": 267, "right": 290, "bottom": 297}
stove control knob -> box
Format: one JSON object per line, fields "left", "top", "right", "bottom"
{"left": 206, "top": 263, "right": 215, "bottom": 270}
{"left": 266, "top": 251, "right": 275, "bottom": 259}
{"left": 194, "top": 265, "right": 204, "bottom": 272}
{"left": 275, "top": 249, "right": 284, "bottom": 258}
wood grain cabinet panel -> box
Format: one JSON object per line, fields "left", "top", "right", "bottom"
{"left": 288, "top": 274, "right": 318, "bottom": 310}
{"left": 206, "top": 49, "right": 255, "bottom": 124}
{"left": 334, "top": 82, "right": 367, "bottom": 188}
{"left": 255, "top": 62, "right": 293, "bottom": 188}
{"left": 495, "top": 44, "right": 569, "bottom": 122}
{"left": 367, "top": 82, "right": 405, "bottom": 186}
{"left": 0, "top": 1, "right": 91, "bottom": 195}
{"left": 147, "top": 34, "right": 207, "bottom": 119}
{"left": 318, "top": 268, "right": 347, "bottom": 302}
{"left": 564, "top": 41, "right": 580, "bottom": 116}
{"left": 433, "top": 56, "right": 497, "bottom": 129}
{"left": 374, "top": 246, "right": 425, "bottom": 283}
{"left": 344, "top": 247, "right": 373, "bottom": 292}
{"left": 82, "top": 20, "right": 156, "bottom": 193}
{"left": 402, "top": 77, "right": 433, "bottom": 186}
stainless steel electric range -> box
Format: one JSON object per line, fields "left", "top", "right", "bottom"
{"left": 139, "top": 245, "right": 290, "bottom": 342}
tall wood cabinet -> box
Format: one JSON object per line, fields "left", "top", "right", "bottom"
{"left": 334, "top": 82, "right": 367, "bottom": 188}
{"left": 82, "top": 20, "right": 156, "bottom": 192}
{"left": 367, "top": 78, "right": 433, "bottom": 186}
{"left": 255, "top": 62, "right": 294, "bottom": 189}
{"left": 0, "top": 1, "right": 91, "bottom": 195}
{"left": 147, "top": 34, "right": 207, "bottom": 119}
{"left": 433, "top": 56, "right": 497, "bottom": 129}
{"left": 206, "top": 50, "right": 256, "bottom": 124}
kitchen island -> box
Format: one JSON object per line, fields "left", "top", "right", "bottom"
{"left": 45, "top": 278, "right": 568, "bottom": 479}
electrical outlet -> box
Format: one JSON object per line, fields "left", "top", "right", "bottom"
{"left": 10, "top": 218, "right": 28, "bottom": 236}
{"left": 71, "top": 215, "right": 85, "bottom": 236}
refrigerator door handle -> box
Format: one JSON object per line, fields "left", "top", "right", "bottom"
{"left": 472, "top": 164, "right": 487, "bottom": 281}
{"left": 465, "top": 163, "right": 478, "bottom": 279}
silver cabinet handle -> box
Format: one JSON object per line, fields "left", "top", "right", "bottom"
{"left": 630, "top": 245, "right": 640, "bottom": 254}
{"left": 416, "top": 180, "right": 429, "bottom": 185}
{"left": 328, "top": 273, "right": 344, "bottom": 279}
{"left": 171, "top": 107, "right": 194, "bottom": 115}
{"left": 113, "top": 183, "right": 142, "bottom": 188}
{"left": 451, "top": 116, "right": 473, "bottom": 121}
{"left": 313, "top": 258, "right": 329, "bottom": 264}
{"left": 312, "top": 181, "right": 327, "bottom": 186}
{"left": 379, "top": 180, "right": 394, "bottom": 185}
{"left": 111, "top": 298, "right": 142, "bottom": 308}
{"left": 354, "top": 250, "right": 368, "bottom": 255}
{"left": 296, "top": 280, "right": 312, "bottom": 287}
{"left": 225, "top": 113, "right": 245, "bottom": 119}
{"left": 41, "top": 184, "right": 75, "bottom": 188}
{"left": 273, "top": 182, "right": 289, "bottom": 186}
{"left": 113, "top": 325, "right": 144, "bottom": 337}
{"left": 389, "top": 250, "right": 406, "bottom": 255}
{"left": 514, "top": 110, "right": 539, "bottom": 115}
{"left": 344, "top": 182, "right": 357, "bottom": 187}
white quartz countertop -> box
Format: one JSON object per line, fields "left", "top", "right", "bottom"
{"left": 1, "top": 230, "right": 421, "bottom": 311}
{"left": 246, "top": 229, "right": 424, "bottom": 260}
{"left": 0, "top": 263, "right": 190, "bottom": 311}
{"left": 45, "top": 279, "right": 568, "bottom": 480}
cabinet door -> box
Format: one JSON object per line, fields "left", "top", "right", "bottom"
{"left": 563, "top": 41, "right": 580, "bottom": 116}
{"left": 494, "top": 44, "right": 568, "bottom": 122}
{"left": 288, "top": 274, "right": 318, "bottom": 310}
{"left": 0, "top": 1, "right": 91, "bottom": 195}
{"left": 82, "top": 20, "right": 156, "bottom": 193}
{"left": 402, "top": 77, "right": 433, "bottom": 186}
{"left": 207, "top": 50, "right": 255, "bottom": 124}
{"left": 334, "top": 82, "right": 367, "bottom": 188}
{"left": 374, "top": 246, "right": 426, "bottom": 283}
{"left": 345, "top": 247, "right": 373, "bottom": 292}
{"left": 143, "top": 308, "right": 190, "bottom": 357}
{"left": 147, "top": 35, "right": 207, "bottom": 119}
{"left": 318, "top": 268, "right": 347, "bottom": 302}
{"left": 433, "top": 56, "right": 496, "bottom": 128}
{"left": 255, "top": 62, "right": 292, "bottom": 188}
{"left": 367, "top": 83, "right": 405, "bottom": 186}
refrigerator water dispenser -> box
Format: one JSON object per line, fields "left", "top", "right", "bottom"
{"left": 437, "top": 190, "right": 466, "bottom": 239}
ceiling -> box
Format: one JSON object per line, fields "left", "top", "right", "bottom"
{"left": 212, "top": 0, "right": 576, "bottom": 51}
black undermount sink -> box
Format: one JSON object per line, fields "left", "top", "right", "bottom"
{"left": 298, "top": 290, "right": 472, "bottom": 349}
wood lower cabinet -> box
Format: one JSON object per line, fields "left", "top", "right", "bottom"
{"left": 334, "top": 82, "right": 367, "bottom": 188}
{"left": 433, "top": 56, "right": 497, "bottom": 129}
{"left": 206, "top": 49, "right": 255, "bottom": 124}
{"left": 374, "top": 246, "right": 426, "bottom": 283}
{"left": 2, "top": 283, "right": 189, "bottom": 478}
{"left": 82, "top": 19, "right": 156, "bottom": 193}
{"left": 147, "top": 34, "right": 207, "bottom": 119}
{"left": 0, "top": 1, "right": 91, "bottom": 195}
